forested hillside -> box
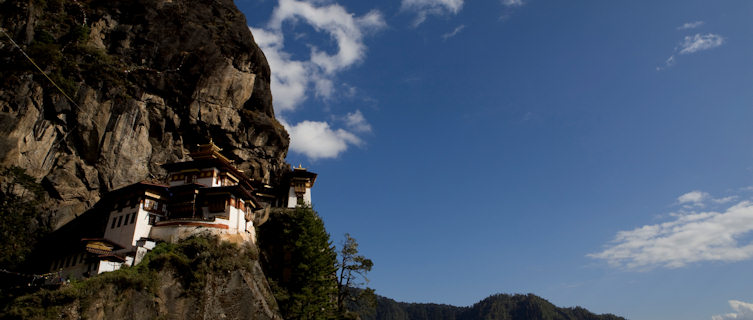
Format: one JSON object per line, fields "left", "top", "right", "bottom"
{"left": 356, "top": 293, "right": 625, "bottom": 320}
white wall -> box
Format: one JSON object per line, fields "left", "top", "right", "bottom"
{"left": 104, "top": 200, "right": 162, "bottom": 249}
{"left": 303, "top": 188, "right": 312, "bottom": 206}
{"left": 97, "top": 260, "right": 123, "bottom": 274}
{"left": 168, "top": 168, "right": 219, "bottom": 187}
{"left": 287, "top": 186, "right": 312, "bottom": 208}
{"left": 103, "top": 206, "right": 141, "bottom": 249}
{"left": 196, "top": 168, "right": 217, "bottom": 187}
{"left": 131, "top": 207, "right": 153, "bottom": 247}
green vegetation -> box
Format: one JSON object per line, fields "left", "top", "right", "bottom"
{"left": 258, "top": 207, "right": 377, "bottom": 319}
{"left": 3, "top": 0, "right": 130, "bottom": 101}
{"left": 336, "top": 233, "right": 375, "bottom": 319}
{"left": 0, "top": 235, "right": 261, "bottom": 319}
{"left": 258, "top": 206, "right": 339, "bottom": 319}
{"left": 354, "top": 293, "right": 625, "bottom": 320}
{"left": 0, "top": 166, "right": 50, "bottom": 271}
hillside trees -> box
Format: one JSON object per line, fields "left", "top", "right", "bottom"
{"left": 258, "top": 205, "right": 338, "bottom": 319}
{"left": 336, "top": 233, "right": 375, "bottom": 318}
{"left": 0, "top": 166, "right": 50, "bottom": 270}
{"left": 258, "top": 206, "right": 377, "bottom": 319}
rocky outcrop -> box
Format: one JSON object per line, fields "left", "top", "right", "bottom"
{"left": 0, "top": 0, "right": 289, "bottom": 227}
{"left": 4, "top": 236, "right": 283, "bottom": 320}
{"left": 53, "top": 267, "right": 282, "bottom": 320}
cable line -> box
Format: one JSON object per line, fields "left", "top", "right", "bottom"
{"left": 0, "top": 28, "right": 81, "bottom": 110}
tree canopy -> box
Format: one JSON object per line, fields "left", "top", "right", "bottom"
{"left": 336, "top": 233, "right": 375, "bottom": 318}
{"left": 257, "top": 206, "right": 338, "bottom": 319}
{"left": 0, "top": 166, "right": 50, "bottom": 271}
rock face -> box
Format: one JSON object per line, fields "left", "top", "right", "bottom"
{"left": 0, "top": 0, "right": 289, "bottom": 228}
{"left": 5, "top": 236, "right": 283, "bottom": 320}
{"left": 56, "top": 266, "right": 282, "bottom": 320}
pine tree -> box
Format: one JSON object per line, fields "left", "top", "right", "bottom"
{"left": 336, "top": 233, "right": 375, "bottom": 318}
{"left": 258, "top": 205, "right": 338, "bottom": 319}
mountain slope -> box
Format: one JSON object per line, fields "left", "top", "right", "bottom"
{"left": 357, "top": 293, "right": 625, "bottom": 320}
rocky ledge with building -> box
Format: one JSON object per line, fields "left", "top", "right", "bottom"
{"left": 39, "top": 142, "right": 317, "bottom": 280}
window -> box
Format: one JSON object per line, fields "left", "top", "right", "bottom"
{"left": 144, "top": 199, "right": 160, "bottom": 211}
{"left": 130, "top": 212, "right": 136, "bottom": 224}
{"left": 209, "top": 198, "right": 226, "bottom": 213}
{"left": 117, "top": 215, "right": 123, "bottom": 227}
{"left": 111, "top": 216, "right": 117, "bottom": 229}
{"left": 148, "top": 214, "right": 156, "bottom": 225}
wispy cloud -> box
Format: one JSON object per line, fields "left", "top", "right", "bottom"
{"left": 501, "top": 0, "right": 524, "bottom": 7}
{"left": 714, "top": 196, "right": 738, "bottom": 204}
{"left": 658, "top": 33, "right": 725, "bottom": 70}
{"left": 712, "top": 300, "right": 753, "bottom": 320}
{"left": 343, "top": 110, "right": 372, "bottom": 133}
{"left": 677, "top": 21, "right": 704, "bottom": 30}
{"left": 441, "top": 24, "right": 465, "bottom": 40}
{"left": 589, "top": 190, "right": 753, "bottom": 270}
{"left": 252, "top": 0, "right": 385, "bottom": 111}
{"left": 677, "top": 190, "right": 709, "bottom": 207}
{"left": 679, "top": 33, "right": 725, "bottom": 54}
{"left": 251, "top": 0, "right": 384, "bottom": 159}
{"left": 401, "top": 0, "right": 463, "bottom": 26}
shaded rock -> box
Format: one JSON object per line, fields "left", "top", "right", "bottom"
{"left": 0, "top": 0, "right": 290, "bottom": 226}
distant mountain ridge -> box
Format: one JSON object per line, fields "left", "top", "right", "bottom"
{"left": 358, "top": 293, "right": 625, "bottom": 320}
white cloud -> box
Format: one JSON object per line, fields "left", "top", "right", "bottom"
{"left": 589, "top": 195, "right": 753, "bottom": 270}
{"left": 251, "top": 27, "right": 309, "bottom": 111}
{"left": 678, "top": 21, "right": 704, "bottom": 30}
{"left": 251, "top": 0, "right": 385, "bottom": 112}
{"left": 678, "top": 190, "right": 710, "bottom": 205}
{"left": 712, "top": 300, "right": 753, "bottom": 320}
{"left": 656, "top": 55, "right": 676, "bottom": 71}
{"left": 401, "top": 0, "right": 463, "bottom": 26}
{"left": 282, "top": 119, "right": 362, "bottom": 160}
{"left": 442, "top": 24, "right": 465, "bottom": 40}
{"left": 658, "top": 33, "right": 724, "bottom": 70}
{"left": 343, "top": 110, "right": 372, "bottom": 133}
{"left": 715, "top": 196, "right": 738, "bottom": 204}
{"left": 251, "top": 0, "right": 383, "bottom": 159}
{"left": 679, "top": 33, "right": 725, "bottom": 54}
{"left": 502, "top": 0, "right": 524, "bottom": 7}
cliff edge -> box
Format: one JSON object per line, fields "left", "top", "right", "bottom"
{"left": 5, "top": 236, "right": 283, "bottom": 320}
{"left": 0, "top": 0, "right": 289, "bottom": 228}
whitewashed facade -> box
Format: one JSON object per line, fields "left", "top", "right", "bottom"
{"left": 47, "top": 143, "right": 317, "bottom": 279}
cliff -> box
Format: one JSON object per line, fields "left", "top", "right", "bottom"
{"left": 0, "top": 0, "right": 289, "bottom": 228}
{"left": 4, "top": 236, "right": 283, "bottom": 320}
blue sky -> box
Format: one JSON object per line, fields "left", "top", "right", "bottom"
{"left": 237, "top": 1, "right": 753, "bottom": 319}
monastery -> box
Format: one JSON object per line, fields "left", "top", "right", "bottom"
{"left": 44, "top": 142, "right": 317, "bottom": 279}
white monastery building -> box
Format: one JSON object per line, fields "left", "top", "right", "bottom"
{"left": 45, "top": 142, "right": 317, "bottom": 279}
